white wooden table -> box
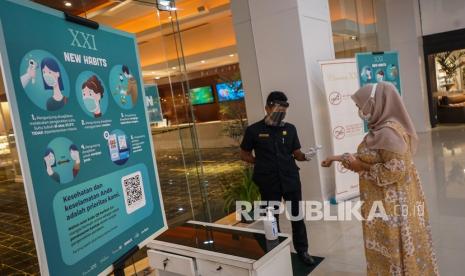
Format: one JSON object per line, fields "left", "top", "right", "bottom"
{"left": 147, "top": 221, "right": 292, "bottom": 276}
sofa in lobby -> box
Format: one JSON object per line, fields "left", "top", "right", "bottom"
{"left": 437, "top": 92, "right": 465, "bottom": 123}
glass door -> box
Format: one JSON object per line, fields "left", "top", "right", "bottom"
{"left": 145, "top": 1, "right": 213, "bottom": 224}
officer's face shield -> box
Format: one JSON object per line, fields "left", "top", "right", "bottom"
{"left": 266, "top": 100, "right": 289, "bottom": 115}
{"left": 265, "top": 101, "right": 289, "bottom": 126}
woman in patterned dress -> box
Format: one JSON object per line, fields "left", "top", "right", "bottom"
{"left": 321, "top": 82, "right": 439, "bottom": 275}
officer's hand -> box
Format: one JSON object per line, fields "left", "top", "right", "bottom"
{"left": 321, "top": 158, "right": 333, "bottom": 167}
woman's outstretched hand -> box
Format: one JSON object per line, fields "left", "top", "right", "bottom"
{"left": 321, "top": 158, "right": 333, "bottom": 167}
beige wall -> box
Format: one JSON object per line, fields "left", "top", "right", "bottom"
{"left": 419, "top": 0, "right": 465, "bottom": 36}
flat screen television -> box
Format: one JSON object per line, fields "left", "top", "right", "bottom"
{"left": 189, "top": 86, "right": 214, "bottom": 105}
{"left": 216, "top": 81, "right": 245, "bottom": 102}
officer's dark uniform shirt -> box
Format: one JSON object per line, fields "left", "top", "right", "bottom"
{"left": 240, "top": 119, "right": 302, "bottom": 194}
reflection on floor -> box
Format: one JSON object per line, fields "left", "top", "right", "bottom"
{"left": 3, "top": 125, "right": 465, "bottom": 275}
{"left": 0, "top": 181, "right": 39, "bottom": 275}
{"left": 155, "top": 147, "right": 245, "bottom": 223}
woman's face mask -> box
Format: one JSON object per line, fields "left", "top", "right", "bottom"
{"left": 84, "top": 97, "right": 97, "bottom": 112}
{"left": 82, "top": 87, "right": 99, "bottom": 113}
{"left": 42, "top": 66, "right": 58, "bottom": 87}
{"left": 43, "top": 72, "right": 57, "bottom": 87}
{"left": 358, "top": 100, "right": 373, "bottom": 122}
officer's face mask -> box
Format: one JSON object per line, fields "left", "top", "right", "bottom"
{"left": 265, "top": 104, "right": 287, "bottom": 127}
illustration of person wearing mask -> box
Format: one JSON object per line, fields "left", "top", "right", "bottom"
{"left": 376, "top": 70, "right": 385, "bottom": 82}
{"left": 361, "top": 67, "right": 372, "bottom": 82}
{"left": 69, "top": 145, "right": 80, "bottom": 178}
{"left": 116, "top": 65, "right": 138, "bottom": 107}
{"left": 44, "top": 148, "right": 60, "bottom": 183}
{"left": 82, "top": 75, "right": 104, "bottom": 118}
{"left": 41, "top": 58, "right": 68, "bottom": 111}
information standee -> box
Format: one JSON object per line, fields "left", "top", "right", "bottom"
{"left": 320, "top": 59, "right": 364, "bottom": 203}
{"left": 0, "top": 1, "right": 167, "bottom": 275}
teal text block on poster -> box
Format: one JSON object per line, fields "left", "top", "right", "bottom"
{"left": 53, "top": 163, "right": 154, "bottom": 265}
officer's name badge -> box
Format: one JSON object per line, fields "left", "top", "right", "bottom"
{"left": 259, "top": 133, "right": 270, "bottom": 138}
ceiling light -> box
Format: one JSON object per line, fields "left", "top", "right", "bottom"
{"left": 151, "top": 71, "right": 155, "bottom": 74}
{"left": 172, "top": 67, "right": 176, "bottom": 70}
{"left": 350, "top": 36, "right": 357, "bottom": 40}
{"left": 229, "top": 54, "right": 235, "bottom": 57}
{"left": 157, "top": 0, "right": 176, "bottom": 11}
{"left": 64, "top": 1, "right": 72, "bottom": 7}
{"left": 168, "top": 16, "right": 172, "bottom": 19}
{"left": 200, "top": 60, "right": 206, "bottom": 64}
{"left": 155, "top": 77, "right": 161, "bottom": 80}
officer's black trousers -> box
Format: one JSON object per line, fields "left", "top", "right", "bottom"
{"left": 260, "top": 189, "right": 308, "bottom": 254}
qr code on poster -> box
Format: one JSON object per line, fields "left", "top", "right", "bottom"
{"left": 121, "top": 171, "right": 146, "bottom": 214}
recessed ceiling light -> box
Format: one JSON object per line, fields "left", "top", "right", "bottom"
{"left": 157, "top": 0, "right": 177, "bottom": 11}
{"left": 155, "top": 77, "right": 161, "bottom": 80}
{"left": 172, "top": 67, "right": 176, "bottom": 70}
{"left": 168, "top": 16, "right": 172, "bottom": 19}
{"left": 229, "top": 54, "right": 235, "bottom": 57}
{"left": 350, "top": 36, "right": 357, "bottom": 40}
{"left": 200, "top": 60, "right": 206, "bottom": 64}
{"left": 64, "top": 1, "right": 72, "bottom": 7}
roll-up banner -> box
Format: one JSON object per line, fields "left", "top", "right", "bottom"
{"left": 320, "top": 59, "right": 363, "bottom": 203}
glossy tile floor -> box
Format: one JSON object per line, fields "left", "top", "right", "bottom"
{"left": 272, "top": 125, "right": 465, "bottom": 275}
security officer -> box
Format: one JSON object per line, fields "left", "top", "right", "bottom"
{"left": 240, "top": 91, "right": 315, "bottom": 266}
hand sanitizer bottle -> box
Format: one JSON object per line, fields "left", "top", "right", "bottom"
{"left": 264, "top": 207, "right": 278, "bottom": 241}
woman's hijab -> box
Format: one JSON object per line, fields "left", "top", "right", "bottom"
{"left": 351, "top": 82, "right": 418, "bottom": 154}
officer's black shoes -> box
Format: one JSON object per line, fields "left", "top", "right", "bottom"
{"left": 297, "top": 251, "right": 316, "bottom": 266}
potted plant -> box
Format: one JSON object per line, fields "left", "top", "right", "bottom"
{"left": 223, "top": 166, "right": 261, "bottom": 223}
{"left": 436, "top": 51, "right": 465, "bottom": 91}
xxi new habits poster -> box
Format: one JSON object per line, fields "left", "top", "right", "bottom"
{"left": 0, "top": 1, "right": 167, "bottom": 275}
